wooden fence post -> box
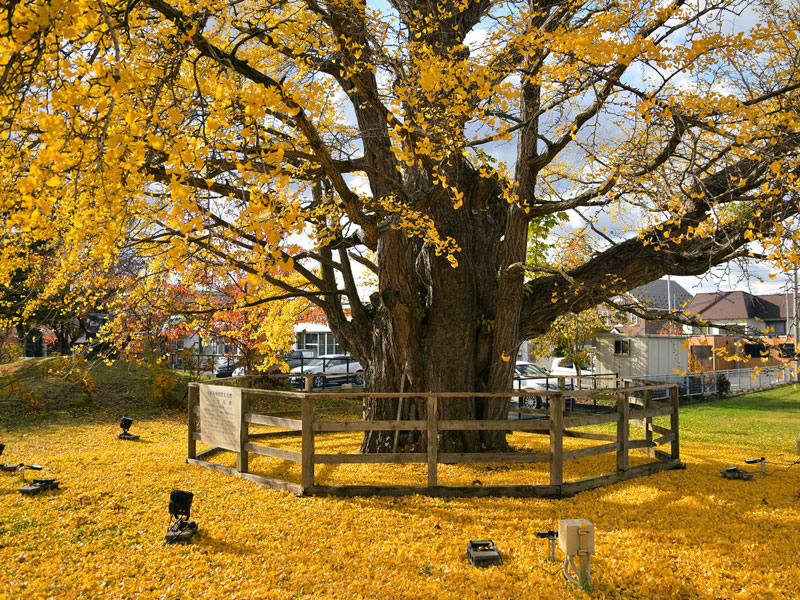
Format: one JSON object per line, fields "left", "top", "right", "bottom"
{"left": 187, "top": 383, "right": 198, "bottom": 460}
{"left": 301, "top": 396, "right": 315, "bottom": 491}
{"left": 644, "top": 389, "right": 652, "bottom": 445}
{"left": 617, "top": 382, "right": 630, "bottom": 471}
{"left": 670, "top": 385, "right": 680, "bottom": 460}
{"left": 427, "top": 395, "right": 438, "bottom": 487}
{"left": 305, "top": 375, "right": 313, "bottom": 392}
{"left": 237, "top": 390, "right": 249, "bottom": 473}
{"left": 549, "top": 378, "right": 565, "bottom": 486}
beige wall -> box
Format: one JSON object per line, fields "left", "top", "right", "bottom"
{"left": 596, "top": 335, "right": 688, "bottom": 377}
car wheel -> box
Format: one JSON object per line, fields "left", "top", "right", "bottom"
{"left": 534, "top": 397, "right": 543, "bottom": 410}
{"left": 353, "top": 373, "right": 364, "bottom": 385}
{"left": 313, "top": 375, "right": 326, "bottom": 389}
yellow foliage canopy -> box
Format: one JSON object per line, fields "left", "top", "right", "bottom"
{"left": 1, "top": 0, "right": 800, "bottom": 388}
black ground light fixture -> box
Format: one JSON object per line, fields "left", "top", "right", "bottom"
{"left": 118, "top": 416, "right": 140, "bottom": 441}
{"left": 19, "top": 478, "right": 59, "bottom": 496}
{"left": 467, "top": 540, "right": 501, "bottom": 568}
{"left": 536, "top": 530, "right": 559, "bottom": 562}
{"left": 165, "top": 490, "right": 198, "bottom": 544}
{"left": 3, "top": 463, "right": 43, "bottom": 472}
{"left": 745, "top": 457, "right": 767, "bottom": 476}
{"left": 720, "top": 466, "right": 754, "bottom": 480}
{"left": 0, "top": 443, "right": 44, "bottom": 473}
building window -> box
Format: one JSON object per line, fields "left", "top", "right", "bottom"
{"left": 779, "top": 343, "right": 795, "bottom": 358}
{"left": 692, "top": 346, "right": 712, "bottom": 361}
{"left": 766, "top": 321, "right": 786, "bottom": 336}
{"left": 743, "top": 343, "right": 769, "bottom": 359}
{"left": 296, "top": 331, "right": 343, "bottom": 357}
{"left": 614, "top": 340, "right": 630, "bottom": 356}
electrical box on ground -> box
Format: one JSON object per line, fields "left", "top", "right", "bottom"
{"left": 558, "top": 519, "right": 595, "bottom": 556}
{"left": 467, "top": 540, "right": 501, "bottom": 568}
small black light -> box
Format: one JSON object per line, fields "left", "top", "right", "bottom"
{"left": 721, "top": 466, "right": 754, "bottom": 480}
{"left": 118, "top": 416, "right": 139, "bottom": 441}
{"left": 169, "top": 490, "right": 193, "bottom": 518}
{"left": 0, "top": 444, "right": 44, "bottom": 473}
{"left": 745, "top": 457, "right": 767, "bottom": 476}
{"left": 165, "top": 490, "right": 198, "bottom": 544}
{"left": 535, "top": 530, "right": 559, "bottom": 562}
{"left": 467, "top": 540, "right": 501, "bottom": 568}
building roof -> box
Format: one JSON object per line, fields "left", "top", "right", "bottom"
{"left": 686, "top": 291, "right": 795, "bottom": 320}
{"left": 629, "top": 279, "right": 693, "bottom": 310}
{"left": 756, "top": 294, "right": 795, "bottom": 319}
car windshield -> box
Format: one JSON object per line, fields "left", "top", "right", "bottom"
{"left": 515, "top": 364, "right": 549, "bottom": 376}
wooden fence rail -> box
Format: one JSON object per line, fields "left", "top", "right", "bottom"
{"left": 186, "top": 380, "right": 681, "bottom": 498}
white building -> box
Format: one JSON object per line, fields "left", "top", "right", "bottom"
{"left": 294, "top": 322, "right": 342, "bottom": 357}
{"left": 595, "top": 333, "right": 688, "bottom": 378}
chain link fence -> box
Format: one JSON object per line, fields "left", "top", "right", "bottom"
{"left": 632, "top": 366, "right": 796, "bottom": 400}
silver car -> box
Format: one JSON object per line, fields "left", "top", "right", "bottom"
{"left": 290, "top": 354, "right": 364, "bottom": 389}
{"left": 514, "top": 361, "right": 562, "bottom": 409}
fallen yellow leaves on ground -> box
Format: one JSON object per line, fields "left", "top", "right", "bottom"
{"left": 1, "top": 399, "right": 800, "bottom": 599}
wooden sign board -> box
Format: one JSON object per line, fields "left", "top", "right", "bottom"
{"left": 199, "top": 385, "right": 242, "bottom": 452}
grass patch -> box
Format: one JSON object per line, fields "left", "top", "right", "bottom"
{"left": 0, "top": 358, "right": 193, "bottom": 426}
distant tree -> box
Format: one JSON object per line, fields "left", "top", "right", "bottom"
{"left": 104, "top": 270, "right": 308, "bottom": 372}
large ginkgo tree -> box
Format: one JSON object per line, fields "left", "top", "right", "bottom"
{"left": 2, "top": 0, "right": 800, "bottom": 451}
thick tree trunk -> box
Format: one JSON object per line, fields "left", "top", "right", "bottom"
{"left": 357, "top": 167, "right": 515, "bottom": 453}
{"left": 324, "top": 2, "right": 530, "bottom": 454}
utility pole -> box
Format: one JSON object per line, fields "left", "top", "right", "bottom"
{"left": 794, "top": 268, "right": 799, "bottom": 381}
{"left": 666, "top": 275, "right": 672, "bottom": 312}
{"left": 785, "top": 290, "right": 790, "bottom": 341}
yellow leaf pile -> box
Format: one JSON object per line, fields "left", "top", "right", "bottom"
{"left": 1, "top": 392, "right": 800, "bottom": 599}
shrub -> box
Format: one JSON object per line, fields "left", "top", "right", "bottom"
{"left": 144, "top": 360, "right": 182, "bottom": 408}
{"left": 0, "top": 372, "right": 42, "bottom": 409}
{"left": 0, "top": 341, "right": 24, "bottom": 364}
{"left": 44, "top": 355, "right": 96, "bottom": 407}
{"left": 716, "top": 373, "right": 731, "bottom": 396}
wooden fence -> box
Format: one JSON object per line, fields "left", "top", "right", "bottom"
{"left": 186, "top": 378, "right": 681, "bottom": 498}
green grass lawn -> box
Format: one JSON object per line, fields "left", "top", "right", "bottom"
{"left": 0, "top": 368, "right": 799, "bottom": 599}
{"left": 678, "top": 385, "right": 800, "bottom": 449}
{"left": 0, "top": 357, "right": 191, "bottom": 426}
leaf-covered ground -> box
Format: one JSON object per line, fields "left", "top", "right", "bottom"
{"left": 1, "top": 384, "right": 800, "bottom": 599}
